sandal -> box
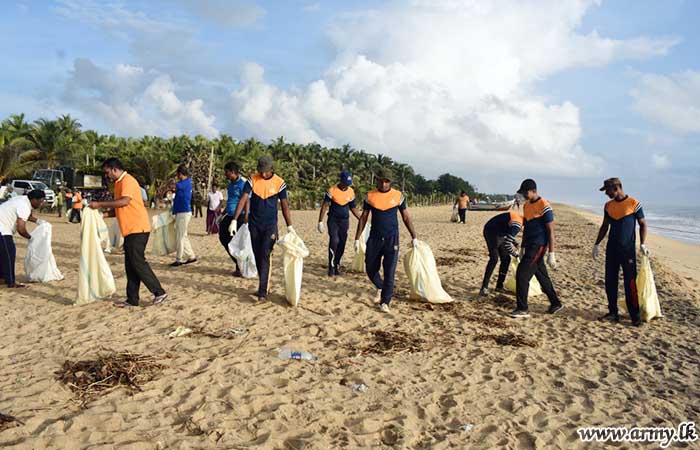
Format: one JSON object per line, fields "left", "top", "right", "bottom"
{"left": 113, "top": 301, "right": 138, "bottom": 308}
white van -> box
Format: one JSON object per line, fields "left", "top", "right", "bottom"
{"left": 10, "top": 180, "right": 56, "bottom": 207}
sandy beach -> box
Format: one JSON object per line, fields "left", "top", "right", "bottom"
{"left": 1, "top": 204, "right": 699, "bottom": 449}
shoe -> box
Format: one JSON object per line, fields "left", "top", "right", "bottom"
{"left": 478, "top": 287, "right": 489, "bottom": 297}
{"left": 632, "top": 318, "right": 643, "bottom": 327}
{"left": 598, "top": 312, "right": 620, "bottom": 322}
{"left": 153, "top": 293, "right": 168, "bottom": 305}
{"left": 232, "top": 269, "right": 242, "bottom": 278}
{"left": 333, "top": 267, "right": 341, "bottom": 276}
{"left": 373, "top": 290, "right": 382, "bottom": 304}
{"left": 170, "top": 261, "right": 184, "bottom": 267}
{"left": 183, "top": 258, "right": 197, "bottom": 265}
{"left": 257, "top": 296, "right": 267, "bottom": 302}
{"left": 114, "top": 301, "right": 138, "bottom": 308}
{"left": 547, "top": 304, "right": 564, "bottom": 315}
{"left": 509, "top": 309, "right": 530, "bottom": 318}
{"left": 379, "top": 303, "right": 390, "bottom": 313}
{"left": 495, "top": 286, "right": 508, "bottom": 294}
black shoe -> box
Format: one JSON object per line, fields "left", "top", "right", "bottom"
{"left": 598, "top": 312, "right": 620, "bottom": 322}
{"left": 328, "top": 268, "right": 334, "bottom": 277}
{"left": 495, "top": 286, "right": 508, "bottom": 294}
{"left": 509, "top": 309, "right": 530, "bottom": 318}
{"left": 632, "top": 317, "right": 643, "bottom": 327}
{"left": 547, "top": 304, "right": 564, "bottom": 315}
{"left": 479, "top": 287, "right": 489, "bottom": 297}
{"left": 183, "top": 258, "right": 197, "bottom": 265}
{"left": 334, "top": 267, "right": 341, "bottom": 276}
{"left": 232, "top": 269, "right": 242, "bottom": 278}
{"left": 170, "top": 261, "right": 184, "bottom": 267}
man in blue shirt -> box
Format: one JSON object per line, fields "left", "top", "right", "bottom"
{"left": 218, "top": 161, "right": 249, "bottom": 276}
{"left": 317, "top": 171, "right": 361, "bottom": 277}
{"left": 231, "top": 156, "right": 294, "bottom": 301}
{"left": 354, "top": 168, "right": 417, "bottom": 314}
{"left": 512, "top": 179, "right": 562, "bottom": 318}
{"left": 170, "top": 165, "right": 197, "bottom": 267}
{"left": 593, "top": 177, "right": 647, "bottom": 326}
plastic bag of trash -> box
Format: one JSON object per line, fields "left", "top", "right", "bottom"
{"left": 637, "top": 255, "right": 662, "bottom": 322}
{"left": 277, "top": 229, "right": 310, "bottom": 306}
{"left": 151, "top": 212, "right": 176, "bottom": 256}
{"left": 108, "top": 219, "right": 123, "bottom": 253}
{"left": 25, "top": 222, "right": 64, "bottom": 282}
{"left": 76, "top": 209, "right": 116, "bottom": 304}
{"left": 228, "top": 224, "right": 258, "bottom": 278}
{"left": 450, "top": 207, "right": 458, "bottom": 223}
{"left": 350, "top": 224, "right": 371, "bottom": 273}
{"left": 504, "top": 257, "right": 543, "bottom": 296}
{"left": 403, "top": 239, "right": 453, "bottom": 303}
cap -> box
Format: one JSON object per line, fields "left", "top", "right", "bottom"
{"left": 376, "top": 168, "right": 393, "bottom": 182}
{"left": 340, "top": 171, "right": 353, "bottom": 186}
{"left": 517, "top": 179, "right": 537, "bottom": 195}
{"left": 257, "top": 155, "right": 273, "bottom": 172}
{"left": 599, "top": 177, "right": 622, "bottom": 191}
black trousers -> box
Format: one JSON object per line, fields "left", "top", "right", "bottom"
{"left": 218, "top": 215, "right": 246, "bottom": 271}
{"left": 605, "top": 245, "right": 640, "bottom": 321}
{"left": 515, "top": 244, "right": 560, "bottom": 311}
{"left": 458, "top": 208, "right": 467, "bottom": 222}
{"left": 0, "top": 235, "right": 16, "bottom": 285}
{"left": 69, "top": 209, "right": 82, "bottom": 223}
{"left": 327, "top": 218, "right": 349, "bottom": 271}
{"left": 365, "top": 234, "right": 400, "bottom": 305}
{"left": 123, "top": 233, "right": 165, "bottom": 306}
{"left": 481, "top": 231, "right": 510, "bottom": 290}
{"left": 249, "top": 222, "right": 278, "bottom": 297}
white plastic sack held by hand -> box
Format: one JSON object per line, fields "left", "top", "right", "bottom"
{"left": 228, "top": 224, "right": 258, "bottom": 278}
{"left": 25, "top": 222, "right": 64, "bottom": 282}
{"left": 76, "top": 209, "right": 116, "bottom": 304}
{"left": 637, "top": 255, "right": 662, "bottom": 322}
{"left": 108, "top": 219, "right": 124, "bottom": 253}
{"left": 504, "top": 258, "right": 543, "bottom": 296}
{"left": 277, "top": 229, "right": 310, "bottom": 306}
{"left": 450, "top": 207, "right": 458, "bottom": 223}
{"left": 350, "top": 224, "right": 371, "bottom": 273}
{"left": 403, "top": 239, "right": 453, "bottom": 304}
{"left": 151, "top": 212, "right": 177, "bottom": 256}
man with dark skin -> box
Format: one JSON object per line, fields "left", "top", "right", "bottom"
{"left": 317, "top": 171, "right": 361, "bottom": 277}
{"left": 217, "top": 161, "right": 250, "bottom": 276}
{"left": 0, "top": 190, "right": 45, "bottom": 288}
{"left": 593, "top": 177, "right": 647, "bottom": 326}
{"left": 354, "top": 168, "right": 417, "bottom": 313}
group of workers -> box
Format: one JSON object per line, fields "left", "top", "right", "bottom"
{"left": 0, "top": 155, "right": 648, "bottom": 325}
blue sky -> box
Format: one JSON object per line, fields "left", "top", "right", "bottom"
{"left": 1, "top": 0, "right": 699, "bottom": 205}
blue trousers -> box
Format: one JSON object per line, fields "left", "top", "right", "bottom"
{"left": 365, "top": 234, "right": 399, "bottom": 305}
{"left": 605, "top": 246, "right": 640, "bottom": 321}
{"left": 249, "top": 223, "right": 277, "bottom": 297}
{"left": 0, "top": 235, "right": 17, "bottom": 286}
{"left": 327, "top": 218, "right": 349, "bottom": 272}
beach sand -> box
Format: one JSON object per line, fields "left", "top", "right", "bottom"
{"left": 1, "top": 205, "right": 699, "bottom": 449}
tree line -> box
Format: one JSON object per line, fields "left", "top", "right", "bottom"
{"left": 1, "top": 113, "right": 485, "bottom": 209}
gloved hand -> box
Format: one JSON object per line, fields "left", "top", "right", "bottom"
{"left": 287, "top": 225, "right": 295, "bottom": 234}
{"left": 354, "top": 240, "right": 361, "bottom": 253}
{"left": 592, "top": 244, "right": 599, "bottom": 260}
{"left": 228, "top": 219, "right": 238, "bottom": 236}
{"left": 546, "top": 252, "right": 558, "bottom": 270}
{"left": 640, "top": 244, "right": 650, "bottom": 256}
{"left": 412, "top": 238, "right": 419, "bottom": 247}
{"left": 519, "top": 246, "right": 525, "bottom": 259}
{"left": 36, "top": 219, "right": 47, "bottom": 226}
{"left": 317, "top": 222, "right": 325, "bottom": 234}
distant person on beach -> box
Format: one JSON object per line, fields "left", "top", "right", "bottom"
{"left": 231, "top": 156, "right": 294, "bottom": 301}
{"left": 206, "top": 183, "right": 224, "bottom": 234}
{"left": 0, "top": 190, "right": 45, "bottom": 288}
{"left": 454, "top": 191, "right": 470, "bottom": 223}
{"left": 511, "top": 179, "right": 562, "bottom": 318}
{"left": 318, "top": 171, "right": 361, "bottom": 277}
{"left": 479, "top": 205, "right": 523, "bottom": 296}
{"left": 218, "top": 162, "right": 248, "bottom": 276}
{"left": 89, "top": 158, "right": 167, "bottom": 308}
{"left": 170, "top": 165, "right": 197, "bottom": 267}
{"left": 70, "top": 190, "right": 83, "bottom": 223}
{"left": 354, "top": 167, "right": 417, "bottom": 314}
{"left": 592, "top": 177, "right": 647, "bottom": 326}
{"left": 56, "top": 188, "right": 64, "bottom": 217}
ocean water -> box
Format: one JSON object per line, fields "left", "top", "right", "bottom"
{"left": 577, "top": 203, "right": 700, "bottom": 245}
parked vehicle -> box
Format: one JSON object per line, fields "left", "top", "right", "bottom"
{"left": 9, "top": 179, "right": 56, "bottom": 207}
{"left": 32, "top": 169, "right": 65, "bottom": 192}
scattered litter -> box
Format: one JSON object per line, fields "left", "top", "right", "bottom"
{"left": 351, "top": 383, "right": 369, "bottom": 394}
{"left": 169, "top": 326, "right": 248, "bottom": 339}
{"left": 169, "top": 326, "right": 193, "bottom": 337}
{"left": 0, "top": 413, "right": 23, "bottom": 432}
{"left": 474, "top": 332, "right": 537, "bottom": 348}
{"left": 459, "top": 423, "right": 474, "bottom": 432}
{"left": 278, "top": 349, "right": 318, "bottom": 361}
{"left": 348, "top": 330, "right": 427, "bottom": 356}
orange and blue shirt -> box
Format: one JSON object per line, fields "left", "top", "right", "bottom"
{"left": 323, "top": 184, "right": 357, "bottom": 221}
{"left": 363, "top": 188, "right": 406, "bottom": 238}
{"left": 484, "top": 211, "right": 523, "bottom": 238}
{"left": 243, "top": 173, "right": 287, "bottom": 227}
{"left": 605, "top": 196, "right": 644, "bottom": 250}
{"left": 522, "top": 197, "right": 554, "bottom": 246}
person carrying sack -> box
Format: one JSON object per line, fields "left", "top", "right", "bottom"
{"left": 89, "top": 158, "right": 167, "bottom": 308}
{"left": 231, "top": 156, "right": 294, "bottom": 302}
{"left": 317, "top": 171, "right": 361, "bottom": 277}
{"left": 454, "top": 191, "right": 470, "bottom": 223}
{"left": 592, "top": 177, "right": 647, "bottom": 327}
{"left": 218, "top": 161, "right": 249, "bottom": 277}
{"left": 479, "top": 205, "right": 523, "bottom": 296}
{"left": 0, "top": 190, "right": 46, "bottom": 288}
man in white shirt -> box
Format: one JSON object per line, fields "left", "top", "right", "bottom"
{"left": 0, "top": 190, "right": 46, "bottom": 288}
{"left": 206, "top": 185, "right": 224, "bottom": 234}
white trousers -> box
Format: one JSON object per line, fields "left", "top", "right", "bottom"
{"left": 175, "top": 212, "right": 196, "bottom": 262}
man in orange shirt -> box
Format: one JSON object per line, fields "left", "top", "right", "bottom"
{"left": 89, "top": 158, "right": 167, "bottom": 308}
{"left": 70, "top": 190, "right": 83, "bottom": 223}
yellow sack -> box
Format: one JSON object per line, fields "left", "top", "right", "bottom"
{"left": 450, "top": 208, "right": 458, "bottom": 223}
{"left": 76, "top": 209, "right": 116, "bottom": 305}
{"left": 277, "top": 230, "right": 310, "bottom": 306}
{"left": 504, "top": 257, "right": 543, "bottom": 296}
{"left": 151, "top": 212, "right": 176, "bottom": 256}
{"left": 637, "top": 255, "right": 663, "bottom": 322}
{"left": 350, "top": 224, "right": 371, "bottom": 273}
{"left": 403, "top": 240, "right": 453, "bottom": 303}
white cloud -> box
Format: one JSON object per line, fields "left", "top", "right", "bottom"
{"left": 171, "top": 0, "right": 265, "bottom": 27}
{"left": 62, "top": 59, "right": 219, "bottom": 138}
{"left": 631, "top": 70, "right": 700, "bottom": 134}
{"left": 230, "top": 0, "right": 675, "bottom": 177}
{"left": 652, "top": 153, "right": 671, "bottom": 169}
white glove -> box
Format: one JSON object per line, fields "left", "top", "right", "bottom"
{"left": 546, "top": 252, "right": 558, "bottom": 270}
{"left": 36, "top": 219, "right": 47, "bottom": 226}
{"left": 287, "top": 226, "right": 295, "bottom": 234}
{"left": 641, "top": 244, "right": 650, "bottom": 256}
{"left": 412, "top": 238, "right": 419, "bottom": 247}
{"left": 354, "top": 240, "right": 360, "bottom": 253}
{"left": 592, "top": 244, "right": 599, "bottom": 260}
{"left": 228, "top": 219, "right": 238, "bottom": 236}
{"left": 317, "top": 222, "right": 325, "bottom": 234}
